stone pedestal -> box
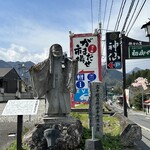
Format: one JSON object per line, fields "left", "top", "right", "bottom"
{"left": 84, "top": 139, "right": 103, "bottom": 150}
{"left": 24, "top": 116, "right": 83, "bottom": 150}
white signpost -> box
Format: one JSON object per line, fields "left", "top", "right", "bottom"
{"left": 2, "top": 99, "right": 39, "bottom": 116}
{"left": 70, "top": 33, "right": 102, "bottom": 103}
{"left": 2, "top": 99, "right": 39, "bottom": 150}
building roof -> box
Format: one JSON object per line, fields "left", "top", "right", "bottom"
{"left": 0, "top": 68, "right": 13, "bottom": 77}
{"left": 144, "top": 99, "right": 150, "bottom": 103}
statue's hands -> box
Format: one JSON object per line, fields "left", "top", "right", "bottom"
{"left": 72, "top": 59, "right": 77, "bottom": 62}
{"left": 29, "top": 64, "right": 41, "bottom": 71}
{"left": 29, "top": 59, "right": 48, "bottom": 72}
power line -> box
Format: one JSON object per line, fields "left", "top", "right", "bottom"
{"left": 102, "top": 0, "right": 108, "bottom": 29}
{"left": 121, "top": 0, "right": 136, "bottom": 32}
{"left": 90, "top": 0, "right": 93, "bottom": 32}
{"left": 125, "top": 0, "right": 140, "bottom": 35}
{"left": 106, "top": 0, "right": 114, "bottom": 31}
{"left": 97, "top": 0, "right": 102, "bottom": 26}
{"left": 114, "top": 0, "right": 125, "bottom": 31}
{"left": 114, "top": 0, "right": 127, "bottom": 31}
{"left": 126, "top": 0, "right": 147, "bottom": 35}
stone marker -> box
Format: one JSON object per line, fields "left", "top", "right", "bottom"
{"left": 85, "top": 139, "right": 103, "bottom": 150}
{"left": 85, "top": 82, "right": 103, "bottom": 150}
{"left": 89, "top": 81, "right": 103, "bottom": 138}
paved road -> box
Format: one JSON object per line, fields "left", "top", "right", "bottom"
{"left": 0, "top": 100, "right": 46, "bottom": 150}
{"left": 128, "top": 110, "right": 150, "bottom": 150}
{"left": 113, "top": 103, "right": 150, "bottom": 150}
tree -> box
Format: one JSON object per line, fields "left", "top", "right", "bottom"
{"left": 131, "top": 77, "right": 149, "bottom": 110}
{"left": 133, "top": 93, "right": 147, "bottom": 110}
{"left": 126, "top": 69, "right": 150, "bottom": 87}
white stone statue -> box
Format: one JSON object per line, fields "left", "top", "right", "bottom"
{"left": 29, "top": 44, "right": 78, "bottom": 116}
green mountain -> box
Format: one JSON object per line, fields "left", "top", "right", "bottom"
{"left": 0, "top": 60, "right": 123, "bottom": 87}
{"left": 102, "top": 65, "right": 122, "bottom": 87}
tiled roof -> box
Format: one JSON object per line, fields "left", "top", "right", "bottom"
{"left": 0, "top": 68, "right": 12, "bottom": 77}
{"left": 144, "top": 99, "right": 150, "bottom": 103}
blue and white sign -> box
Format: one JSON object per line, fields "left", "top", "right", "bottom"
{"left": 74, "top": 89, "right": 89, "bottom": 102}
{"left": 76, "top": 74, "right": 85, "bottom": 81}
{"left": 87, "top": 73, "right": 96, "bottom": 81}
{"left": 76, "top": 81, "right": 85, "bottom": 88}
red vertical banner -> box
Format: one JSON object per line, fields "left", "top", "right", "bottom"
{"left": 71, "top": 93, "right": 75, "bottom": 108}
{"left": 70, "top": 33, "right": 102, "bottom": 103}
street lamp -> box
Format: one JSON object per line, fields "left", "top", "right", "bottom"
{"left": 141, "top": 20, "right": 150, "bottom": 41}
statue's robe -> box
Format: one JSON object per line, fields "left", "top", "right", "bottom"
{"left": 29, "top": 57, "right": 78, "bottom": 116}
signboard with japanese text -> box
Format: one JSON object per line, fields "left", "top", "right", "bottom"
{"left": 2, "top": 99, "right": 39, "bottom": 115}
{"left": 128, "top": 45, "right": 150, "bottom": 59}
{"left": 70, "top": 33, "right": 102, "bottom": 102}
{"left": 106, "top": 32, "right": 121, "bottom": 69}
{"left": 89, "top": 82, "right": 103, "bottom": 137}
{"left": 123, "top": 36, "right": 150, "bottom": 59}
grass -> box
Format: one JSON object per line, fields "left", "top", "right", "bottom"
{"left": 73, "top": 103, "right": 123, "bottom": 150}
{"left": 103, "top": 115, "right": 121, "bottom": 136}
{"left": 6, "top": 126, "right": 30, "bottom": 150}
{"left": 7, "top": 104, "right": 123, "bottom": 150}
{"left": 71, "top": 112, "right": 123, "bottom": 150}
{"left": 6, "top": 142, "right": 29, "bottom": 150}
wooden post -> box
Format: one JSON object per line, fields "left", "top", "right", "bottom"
{"left": 121, "top": 34, "right": 128, "bottom": 117}
{"left": 17, "top": 115, "right": 23, "bottom": 150}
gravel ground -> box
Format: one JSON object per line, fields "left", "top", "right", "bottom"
{"left": 0, "top": 99, "right": 46, "bottom": 150}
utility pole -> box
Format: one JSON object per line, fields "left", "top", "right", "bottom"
{"left": 121, "top": 33, "right": 128, "bottom": 117}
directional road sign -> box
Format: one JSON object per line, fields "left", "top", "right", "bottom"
{"left": 128, "top": 45, "right": 150, "bottom": 59}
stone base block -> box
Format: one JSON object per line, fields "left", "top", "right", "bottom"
{"left": 84, "top": 139, "right": 103, "bottom": 150}
{"left": 24, "top": 117, "right": 83, "bottom": 150}
{"left": 113, "top": 112, "right": 142, "bottom": 147}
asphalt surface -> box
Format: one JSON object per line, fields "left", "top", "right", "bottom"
{"left": 112, "top": 103, "right": 150, "bottom": 150}
{"left": 0, "top": 100, "right": 45, "bottom": 150}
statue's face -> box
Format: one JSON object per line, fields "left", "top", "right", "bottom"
{"left": 51, "top": 45, "right": 62, "bottom": 58}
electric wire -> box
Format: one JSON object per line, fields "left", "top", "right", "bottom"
{"left": 125, "top": 0, "right": 140, "bottom": 35}
{"left": 90, "top": 0, "right": 93, "bottom": 33}
{"left": 121, "top": 0, "right": 136, "bottom": 32}
{"left": 95, "top": 0, "right": 148, "bottom": 74}
{"left": 102, "top": 0, "right": 114, "bottom": 70}
{"left": 102, "top": 0, "right": 108, "bottom": 29}
{"left": 114, "top": 0, "right": 124, "bottom": 31}
{"left": 97, "top": 0, "right": 101, "bottom": 27}
{"left": 114, "top": 0, "right": 127, "bottom": 31}
{"left": 106, "top": 0, "right": 114, "bottom": 31}
{"left": 99, "top": 0, "right": 107, "bottom": 68}
{"left": 126, "top": 0, "right": 147, "bottom": 35}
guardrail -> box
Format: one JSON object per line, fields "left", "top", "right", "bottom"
{"left": 71, "top": 108, "right": 115, "bottom": 115}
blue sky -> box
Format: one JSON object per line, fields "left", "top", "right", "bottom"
{"left": 0, "top": 0, "right": 150, "bottom": 72}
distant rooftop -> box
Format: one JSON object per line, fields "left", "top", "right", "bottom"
{"left": 0, "top": 68, "right": 12, "bottom": 77}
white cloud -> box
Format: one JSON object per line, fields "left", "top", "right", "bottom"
{"left": 0, "top": 43, "right": 48, "bottom": 63}
{"left": 0, "top": 0, "right": 149, "bottom": 74}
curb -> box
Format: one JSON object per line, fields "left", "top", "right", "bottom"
{"left": 137, "top": 123, "right": 150, "bottom": 132}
